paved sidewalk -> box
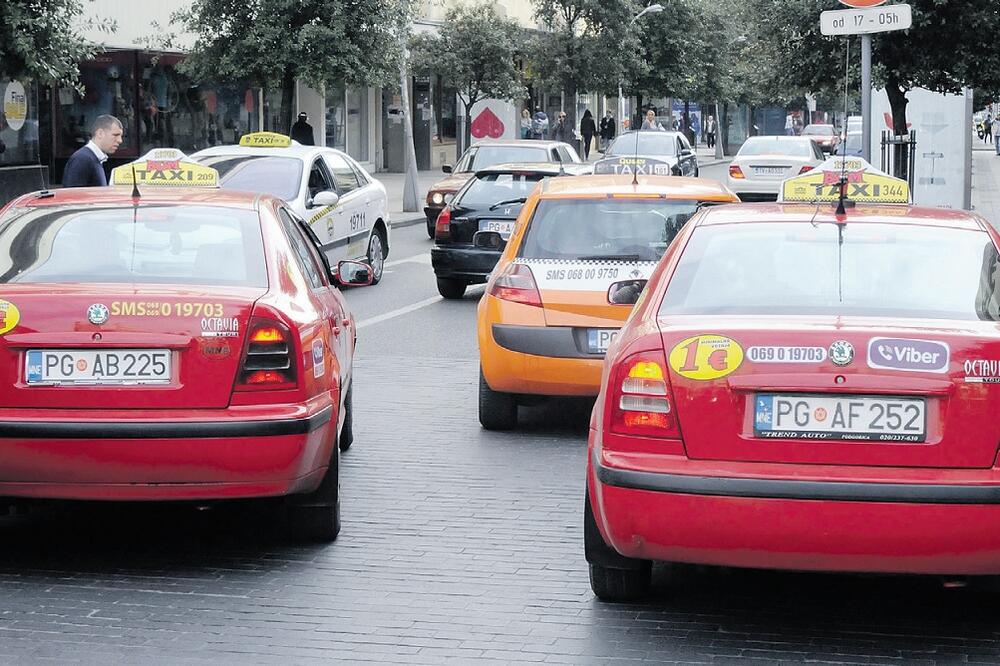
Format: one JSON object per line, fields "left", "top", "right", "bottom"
{"left": 972, "top": 144, "right": 1000, "bottom": 230}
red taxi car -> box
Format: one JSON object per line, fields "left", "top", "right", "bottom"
{"left": 586, "top": 200, "right": 1000, "bottom": 599}
{"left": 0, "top": 151, "right": 371, "bottom": 542}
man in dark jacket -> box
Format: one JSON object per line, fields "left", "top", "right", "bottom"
{"left": 599, "top": 110, "right": 616, "bottom": 151}
{"left": 62, "top": 115, "right": 123, "bottom": 187}
{"left": 291, "top": 112, "right": 315, "bottom": 145}
{"left": 550, "top": 112, "right": 573, "bottom": 143}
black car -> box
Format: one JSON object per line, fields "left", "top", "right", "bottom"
{"left": 603, "top": 130, "right": 699, "bottom": 177}
{"left": 430, "top": 163, "right": 583, "bottom": 299}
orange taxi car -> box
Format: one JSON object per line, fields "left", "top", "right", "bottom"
{"left": 477, "top": 174, "right": 739, "bottom": 430}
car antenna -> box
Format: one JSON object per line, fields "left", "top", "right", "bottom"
{"left": 632, "top": 124, "right": 640, "bottom": 186}
{"left": 556, "top": 147, "right": 565, "bottom": 175}
{"left": 130, "top": 165, "right": 141, "bottom": 199}
{"left": 835, "top": 36, "right": 849, "bottom": 217}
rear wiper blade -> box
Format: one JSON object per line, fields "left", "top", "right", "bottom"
{"left": 488, "top": 197, "right": 527, "bottom": 211}
{"left": 577, "top": 254, "right": 643, "bottom": 262}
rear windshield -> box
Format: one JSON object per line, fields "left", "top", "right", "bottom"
{"left": 738, "top": 139, "right": 814, "bottom": 157}
{"left": 460, "top": 146, "right": 551, "bottom": 171}
{"left": 0, "top": 205, "right": 267, "bottom": 287}
{"left": 608, "top": 133, "right": 678, "bottom": 157}
{"left": 518, "top": 198, "right": 698, "bottom": 262}
{"left": 196, "top": 155, "right": 302, "bottom": 200}
{"left": 660, "top": 222, "right": 1000, "bottom": 320}
{"left": 802, "top": 125, "right": 835, "bottom": 136}
{"left": 458, "top": 173, "right": 545, "bottom": 207}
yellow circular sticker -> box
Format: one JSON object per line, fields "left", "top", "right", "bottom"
{"left": 0, "top": 299, "right": 21, "bottom": 335}
{"left": 668, "top": 334, "right": 744, "bottom": 381}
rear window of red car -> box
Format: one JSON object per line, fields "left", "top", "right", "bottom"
{"left": 660, "top": 221, "right": 1000, "bottom": 321}
{"left": 0, "top": 205, "right": 267, "bottom": 287}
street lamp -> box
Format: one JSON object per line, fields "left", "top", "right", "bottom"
{"left": 618, "top": 3, "right": 663, "bottom": 131}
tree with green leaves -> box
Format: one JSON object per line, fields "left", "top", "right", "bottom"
{"left": 0, "top": 0, "right": 109, "bottom": 87}
{"left": 175, "top": 0, "right": 409, "bottom": 135}
{"left": 409, "top": 3, "right": 524, "bottom": 150}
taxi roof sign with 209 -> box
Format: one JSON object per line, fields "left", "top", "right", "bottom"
{"left": 821, "top": 3, "right": 911, "bottom": 36}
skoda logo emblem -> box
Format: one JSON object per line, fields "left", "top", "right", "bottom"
{"left": 829, "top": 340, "right": 854, "bottom": 366}
{"left": 87, "top": 303, "right": 109, "bottom": 325}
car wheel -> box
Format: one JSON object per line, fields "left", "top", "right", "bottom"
{"left": 286, "top": 442, "right": 340, "bottom": 543}
{"left": 478, "top": 368, "right": 517, "bottom": 430}
{"left": 694, "top": 167, "right": 700, "bottom": 178}
{"left": 339, "top": 383, "right": 354, "bottom": 452}
{"left": 367, "top": 230, "right": 386, "bottom": 285}
{"left": 585, "top": 488, "right": 652, "bottom": 602}
{"left": 426, "top": 217, "right": 436, "bottom": 239}
{"left": 437, "top": 277, "right": 467, "bottom": 300}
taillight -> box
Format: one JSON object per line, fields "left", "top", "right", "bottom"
{"left": 799, "top": 165, "right": 814, "bottom": 174}
{"left": 487, "top": 262, "right": 542, "bottom": 308}
{"left": 609, "top": 351, "right": 681, "bottom": 438}
{"left": 434, "top": 207, "right": 451, "bottom": 241}
{"left": 235, "top": 316, "right": 297, "bottom": 391}
{"left": 729, "top": 165, "right": 745, "bottom": 179}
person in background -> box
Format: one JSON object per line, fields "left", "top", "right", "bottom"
{"left": 993, "top": 115, "right": 1000, "bottom": 156}
{"left": 579, "top": 109, "right": 596, "bottom": 159}
{"left": 291, "top": 112, "right": 315, "bottom": 145}
{"left": 599, "top": 110, "right": 616, "bottom": 150}
{"left": 985, "top": 111, "right": 994, "bottom": 145}
{"left": 704, "top": 114, "right": 717, "bottom": 149}
{"left": 62, "top": 115, "right": 123, "bottom": 187}
{"left": 550, "top": 111, "right": 572, "bottom": 143}
{"left": 641, "top": 109, "right": 663, "bottom": 131}
{"left": 530, "top": 109, "right": 549, "bottom": 140}
{"left": 520, "top": 109, "right": 532, "bottom": 139}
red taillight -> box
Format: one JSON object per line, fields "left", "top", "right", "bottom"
{"left": 729, "top": 164, "right": 745, "bottom": 179}
{"left": 799, "top": 165, "right": 814, "bottom": 174}
{"left": 434, "top": 207, "right": 451, "bottom": 241}
{"left": 235, "top": 316, "right": 297, "bottom": 391}
{"left": 609, "top": 351, "right": 681, "bottom": 438}
{"left": 487, "top": 262, "right": 542, "bottom": 308}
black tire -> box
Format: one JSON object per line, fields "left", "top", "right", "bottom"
{"left": 437, "top": 277, "right": 467, "bottom": 300}
{"left": 339, "top": 383, "right": 354, "bottom": 452}
{"left": 426, "top": 217, "right": 436, "bottom": 239}
{"left": 694, "top": 167, "right": 700, "bottom": 178}
{"left": 584, "top": 489, "right": 652, "bottom": 602}
{"left": 286, "top": 442, "right": 340, "bottom": 543}
{"left": 478, "top": 368, "right": 517, "bottom": 430}
{"left": 367, "top": 228, "right": 387, "bottom": 285}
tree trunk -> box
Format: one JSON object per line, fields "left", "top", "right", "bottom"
{"left": 280, "top": 67, "right": 295, "bottom": 137}
{"left": 885, "top": 75, "right": 910, "bottom": 180}
{"left": 464, "top": 99, "right": 473, "bottom": 154}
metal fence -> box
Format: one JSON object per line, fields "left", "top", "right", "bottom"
{"left": 879, "top": 130, "right": 917, "bottom": 193}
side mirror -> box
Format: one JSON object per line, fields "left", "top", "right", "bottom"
{"left": 442, "top": 164, "right": 453, "bottom": 174}
{"left": 608, "top": 279, "right": 647, "bottom": 305}
{"left": 680, "top": 147, "right": 693, "bottom": 156}
{"left": 310, "top": 190, "right": 339, "bottom": 208}
{"left": 473, "top": 230, "right": 505, "bottom": 251}
{"left": 337, "top": 260, "right": 373, "bottom": 286}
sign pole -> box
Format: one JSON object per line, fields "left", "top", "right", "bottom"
{"left": 861, "top": 33, "right": 872, "bottom": 163}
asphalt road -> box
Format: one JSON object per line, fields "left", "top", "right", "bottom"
{"left": 3, "top": 162, "right": 1000, "bottom": 663}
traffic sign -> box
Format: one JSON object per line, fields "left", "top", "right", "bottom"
{"left": 840, "top": 0, "right": 886, "bottom": 7}
{"left": 821, "top": 4, "right": 911, "bottom": 35}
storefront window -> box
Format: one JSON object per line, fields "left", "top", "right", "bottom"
{"left": 54, "top": 51, "right": 138, "bottom": 158}
{"left": 325, "top": 84, "right": 346, "bottom": 152}
{"left": 346, "top": 88, "right": 368, "bottom": 162}
{"left": 1, "top": 79, "right": 40, "bottom": 166}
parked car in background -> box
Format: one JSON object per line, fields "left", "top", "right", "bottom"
{"left": 726, "top": 136, "right": 826, "bottom": 201}
{"left": 802, "top": 124, "right": 840, "bottom": 153}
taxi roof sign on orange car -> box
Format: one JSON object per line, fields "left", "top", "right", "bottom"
{"left": 110, "top": 148, "right": 219, "bottom": 187}
{"left": 778, "top": 156, "right": 909, "bottom": 204}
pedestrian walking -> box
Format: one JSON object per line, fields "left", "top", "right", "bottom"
{"left": 985, "top": 112, "right": 994, "bottom": 145}
{"left": 520, "top": 109, "right": 532, "bottom": 139}
{"left": 641, "top": 109, "right": 663, "bottom": 131}
{"left": 599, "top": 110, "right": 616, "bottom": 150}
{"left": 62, "top": 114, "right": 123, "bottom": 187}
{"left": 993, "top": 116, "right": 1000, "bottom": 156}
{"left": 579, "top": 109, "right": 596, "bottom": 160}
{"left": 550, "top": 111, "right": 572, "bottom": 143}
{"left": 290, "top": 112, "right": 315, "bottom": 145}
{"left": 530, "top": 110, "right": 549, "bottom": 140}
{"left": 705, "top": 114, "right": 717, "bottom": 149}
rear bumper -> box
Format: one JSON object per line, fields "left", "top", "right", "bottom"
{"left": 0, "top": 405, "right": 335, "bottom": 501}
{"left": 480, "top": 325, "right": 603, "bottom": 396}
{"left": 590, "top": 443, "right": 1000, "bottom": 575}
{"left": 431, "top": 245, "right": 500, "bottom": 283}
{"left": 726, "top": 178, "right": 780, "bottom": 200}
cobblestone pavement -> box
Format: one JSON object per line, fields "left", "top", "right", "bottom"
{"left": 3, "top": 166, "right": 1000, "bottom": 663}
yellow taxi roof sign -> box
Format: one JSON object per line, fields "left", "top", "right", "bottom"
{"left": 239, "top": 132, "right": 292, "bottom": 148}
{"left": 779, "top": 156, "right": 909, "bottom": 205}
{"left": 110, "top": 148, "right": 219, "bottom": 187}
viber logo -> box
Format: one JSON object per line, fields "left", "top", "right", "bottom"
{"left": 867, "top": 337, "right": 949, "bottom": 373}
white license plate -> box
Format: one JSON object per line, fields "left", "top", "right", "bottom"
{"left": 587, "top": 329, "right": 619, "bottom": 354}
{"left": 754, "top": 394, "right": 926, "bottom": 442}
{"left": 25, "top": 349, "right": 172, "bottom": 385}
{"left": 754, "top": 166, "right": 786, "bottom": 176}
{"left": 479, "top": 219, "right": 515, "bottom": 240}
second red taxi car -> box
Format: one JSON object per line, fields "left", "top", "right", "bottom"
{"left": 587, "top": 200, "right": 1000, "bottom": 600}
{"left": 0, "top": 151, "right": 371, "bottom": 542}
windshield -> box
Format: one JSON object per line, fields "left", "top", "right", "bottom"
{"left": 460, "top": 146, "right": 552, "bottom": 172}
{"left": 518, "top": 199, "right": 698, "bottom": 262}
{"left": 457, "top": 173, "right": 545, "bottom": 207}
{"left": 660, "top": 222, "right": 1000, "bottom": 320}
{"left": 196, "top": 155, "right": 303, "bottom": 200}
{"left": 608, "top": 133, "right": 678, "bottom": 157}
{"left": 0, "top": 206, "right": 268, "bottom": 287}
{"left": 802, "top": 125, "right": 835, "bottom": 136}
{"left": 738, "top": 139, "right": 815, "bottom": 157}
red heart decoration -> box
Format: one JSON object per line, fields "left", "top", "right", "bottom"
{"left": 471, "top": 107, "right": 505, "bottom": 139}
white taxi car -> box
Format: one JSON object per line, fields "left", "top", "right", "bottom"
{"left": 726, "top": 136, "right": 826, "bottom": 202}
{"left": 192, "top": 132, "right": 391, "bottom": 283}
